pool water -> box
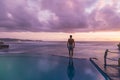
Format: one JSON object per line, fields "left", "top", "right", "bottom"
{"left": 0, "top": 54, "right": 107, "bottom": 80}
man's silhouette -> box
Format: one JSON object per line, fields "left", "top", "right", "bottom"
{"left": 67, "top": 35, "right": 75, "bottom": 57}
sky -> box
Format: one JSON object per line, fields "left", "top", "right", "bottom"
{"left": 0, "top": 0, "right": 120, "bottom": 41}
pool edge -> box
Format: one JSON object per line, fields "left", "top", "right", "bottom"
{"left": 90, "top": 58, "right": 112, "bottom": 80}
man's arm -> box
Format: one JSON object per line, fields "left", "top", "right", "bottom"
{"left": 73, "top": 39, "right": 75, "bottom": 48}
{"left": 67, "top": 39, "right": 69, "bottom": 47}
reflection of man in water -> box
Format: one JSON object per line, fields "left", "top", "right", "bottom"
{"left": 67, "top": 57, "right": 75, "bottom": 80}
{"left": 67, "top": 35, "right": 75, "bottom": 57}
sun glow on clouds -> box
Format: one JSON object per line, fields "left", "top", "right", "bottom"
{"left": 1, "top": 32, "right": 120, "bottom": 41}
{"left": 66, "top": 0, "right": 74, "bottom": 9}
{"left": 38, "top": 10, "right": 59, "bottom": 23}
{"left": 38, "top": 10, "right": 52, "bottom": 23}
{"left": 85, "top": 6, "right": 95, "bottom": 14}
{"left": 97, "top": 0, "right": 112, "bottom": 9}
{"left": 1, "top": 0, "right": 120, "bottom": 41}
{"left": 0, "top": 0, "right": 120, "bottom": 32}
{"left": 7, "top": 13, "right": 13, "bottom": 19}
{"left": 74, "top": 32, "right": 120, "bottom": 41}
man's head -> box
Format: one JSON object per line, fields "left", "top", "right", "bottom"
{"left": 70, "top": 35, "right": 72, "bottom": 38}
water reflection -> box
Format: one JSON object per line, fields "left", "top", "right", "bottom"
{"left": 67, "top": 57, "right": 75, "bottom": 80}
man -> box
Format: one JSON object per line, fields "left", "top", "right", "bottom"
{"left": 117, "top": 43, "right": 120, "bottom": 50}
{"left": 104, "top": 49, "right": 109, "bottom": 67}
{"left": 67, "top": 35, "right": 75, "bottom": 57}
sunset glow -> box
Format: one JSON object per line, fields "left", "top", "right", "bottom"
{"left": 0, "top": 31, "right": 120, "bottom": 41}
{"left": 0, "top": 0, "right": 120, "bottom": 41}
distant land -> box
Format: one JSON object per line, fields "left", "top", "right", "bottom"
{"left": 0, "top": 38, "right": 43, "bottom": 42}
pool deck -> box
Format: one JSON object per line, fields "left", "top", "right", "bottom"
{"left": 90, "top": 58, "right": 120, "bottom": 80}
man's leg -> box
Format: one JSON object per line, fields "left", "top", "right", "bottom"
{"left": 69, "top": 50, "right": 70, "bottom": 57}
{"left": 71, "top": 50, "right": 73, "bottom": 57}
{"left": 70, "top": 50, "right": 73, "bottom": 57}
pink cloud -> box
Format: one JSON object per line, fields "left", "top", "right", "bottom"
{"left": 0, "top": 0, "right": 120, "bottom": 32}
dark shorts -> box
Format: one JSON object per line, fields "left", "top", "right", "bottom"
{"left": 68, "top": 45, "right": 74, "bottom": 50}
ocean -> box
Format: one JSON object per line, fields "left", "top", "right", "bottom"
{"left": 0, "top": 41, "right": 120, "bottom": 64}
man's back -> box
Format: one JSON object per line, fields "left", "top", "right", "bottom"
{"left": 68, "top": 38, "right": 74, "bottom": 45}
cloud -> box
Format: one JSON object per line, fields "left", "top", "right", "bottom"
{"left": 89, "top": 3, "right": 120, "bottom": 31}
{"left": 0, "top": 0, "right": 120, "bottom": 32}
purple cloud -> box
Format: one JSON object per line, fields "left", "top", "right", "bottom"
{"left": 0, "top": 0, "right": 120, "bottom": 32}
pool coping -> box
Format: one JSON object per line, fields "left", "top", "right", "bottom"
{"left": 90, "top": 58, "right": 112, "bottom": 80}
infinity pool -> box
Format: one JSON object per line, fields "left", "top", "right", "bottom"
{"left": 0, "top": 54, "right": 107, "bottom": 80}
